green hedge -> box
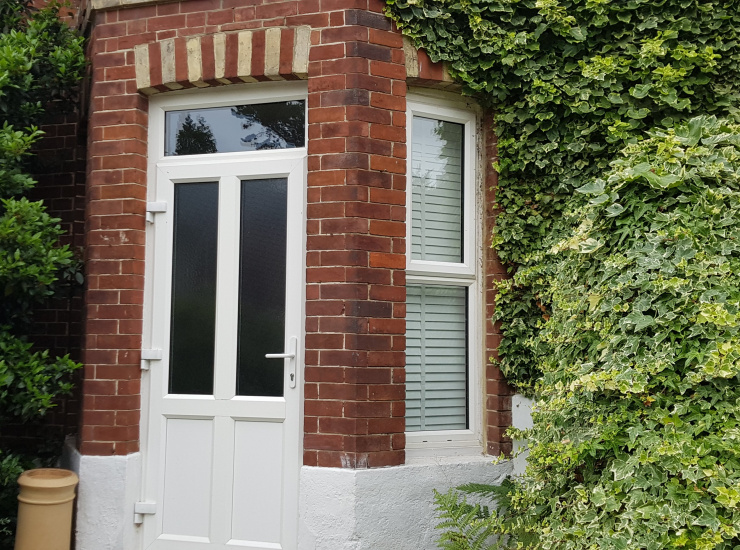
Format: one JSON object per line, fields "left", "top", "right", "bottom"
{"left": 0, "top": 1, "right": 85, "bottom": 546}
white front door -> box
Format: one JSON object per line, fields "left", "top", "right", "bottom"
{"left": 141, "top": 106, "right": 305, "bottom": 548}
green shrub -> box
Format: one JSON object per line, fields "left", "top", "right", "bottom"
{"left": 432, "top": 116, "right": 740, "bottom": 549}
{"left": 0, "top": 0, "right": 85, "bottom": 545}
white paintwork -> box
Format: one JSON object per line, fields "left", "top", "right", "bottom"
{"left": 141, "top": 84, "right": 307, "bottom": 550}
{"left": 161, "top": 419, "right": 213, "bottom": 538}
{"left": 298, "top": 457, "right": 513, "bottom": 550}
{"left": 405, "top": 91, "right": 485, "bottom": 456}
{"left": 62, "top": 441, "right": 142, "bottom": 550}
{"left": 232, "top": 422, "right": 284, "bottom": 543}
{"left": 511, "top": 393, "right": 534, "bottom": 476}
{"left": 405, "top": 92, "right": 480, "bottom": 280}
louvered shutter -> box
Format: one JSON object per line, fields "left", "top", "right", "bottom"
{"left": 406, "top": 285, "right": 468, "bottom": 431}
{"left": 411, "top": 116, "right": 464, "bottom": 263}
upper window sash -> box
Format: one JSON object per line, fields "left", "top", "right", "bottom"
{"left": 406, "top": 98, "right": 477, "bottom": 279}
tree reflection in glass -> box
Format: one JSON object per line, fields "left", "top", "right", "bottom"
{"left": 175, "top": 115, "right": 217, "bottom": 155}
{"left": 165, "top": 100, "right": 305, "bottom": 156}
{"left": 232, "top": 101, "right": 305, "bottom": 150}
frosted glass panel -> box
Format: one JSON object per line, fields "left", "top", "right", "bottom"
{"left": 165, "top": 101, "right": 306, "bottom": 155}
{"left": 169, "top": 182, "right": 218, "bottom": 395}
{"left": 406, "top": 285, "right": 467, "bottom": 431}
{"left": 237, "top": 179, "right": 287, "bottom": 396}
{"left": 411, "top": 116, "right": 464, "bottom": 263}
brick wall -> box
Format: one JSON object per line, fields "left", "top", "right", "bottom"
{"left": 483, "top": 116, "right": 513, "bottom": 456}
{"left": 302, "top": 3, "right": 407, "bottom": 468}
{"left": 83, "top": 18, "right": 148, "bottom": 455}
{"left": 81, "top": 0, "right": 511, "bottom": 462}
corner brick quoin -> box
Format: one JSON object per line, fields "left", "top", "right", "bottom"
{"left": 82, "top": 0, "right": 510, "bottom": 463}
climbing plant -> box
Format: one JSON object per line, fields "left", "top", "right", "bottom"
{"left": 384, "top": 1, "right": 740, "bottom": 548}
{"left": 386, "top": 0, "right": 740, "bottom": 392}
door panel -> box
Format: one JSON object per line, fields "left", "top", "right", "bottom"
{"left": 161, "top": 418, "right": 213, "bottom": 539}
{"left": 232, "top": 420, "right": 284, "bottom": 543}
{"left": 142, "top": 154, "right": 305, "bottom": 550}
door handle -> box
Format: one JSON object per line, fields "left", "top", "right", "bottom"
{"left": 264, "top": 352, "right": 295, "bottom": 359}
{"left": 265, "top": 336, "right": 298, "bottom": 388}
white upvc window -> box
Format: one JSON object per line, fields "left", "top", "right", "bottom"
{"left": 405, "top": 92, "right": 483, "bottom": 458}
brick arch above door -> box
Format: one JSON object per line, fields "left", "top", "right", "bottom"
{"left": 133, "top": 27, "right": 460, "bottom": 95}
{"left": 134, "top": 26, "right": 311, "bottom": 94}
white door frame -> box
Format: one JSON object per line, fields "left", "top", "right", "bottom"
{"left": 140, "top": 83, "right": 307, "bottom": 550}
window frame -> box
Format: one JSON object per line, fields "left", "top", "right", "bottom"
{"left": 405, "top": 91, "right": 484, "bottom": 458}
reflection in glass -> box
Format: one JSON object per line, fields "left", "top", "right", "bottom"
{"left": 411, "top": 116, "right": 464, "bottom": 263}
{"left": 237, "top": 179, "right": 287, "bottom": 396}
{"left": 165, "top": 100, "right": 306, "bottom": 156}
{"left": 169, "top": 182, "right": 218, "bottom": 395}
{"left": 174, "top": 115, "right": 217, "bottom": 155}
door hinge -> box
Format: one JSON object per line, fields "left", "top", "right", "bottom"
{"left": 146, "top": 201, "right": 167, "bottom": 223}
{"left": 134, "top": 501, "right": 157, "bottom": 524}
{"left": 140, "top": 348, "right": 162, "bottom": 371}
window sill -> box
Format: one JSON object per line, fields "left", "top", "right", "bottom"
{"left": 405, "top": 449, "right": 496, "bottom": 466}
{"left": 405, "top": 431, "right": 488, "bottom": 463}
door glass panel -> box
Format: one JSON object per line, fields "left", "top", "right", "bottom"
{"left": 237, "top": 179, "right": 288, "bottom": 396}
{"left": 169, "top": 182, "right": 218, "bottom": 395}
{"left": 165, "top": 101, "right": 306, "bottom": 156}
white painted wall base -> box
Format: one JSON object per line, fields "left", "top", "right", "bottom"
{"left": 511, "top": 393, "right": 534, "bottom": 476}
{"left": 62, "top": 440, "right": 141, "bottom": 550}
{"left": 299, "top": 457, "right": 512, "bottom": 550}
{"left": 63, "top": 441, "right": 513, "bottom": 549}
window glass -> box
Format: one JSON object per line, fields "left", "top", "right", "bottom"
{"left": 236, "top": 179, "right": 288, "bottom": 397}
{"left": 406, "top": 285, "right": 468, "bottom": 431}
{"left": 165, "top": 100, "right": 306, "bottom": 156}
{"left": 411, "top": 116, "right": 464, "bottom": 263}
{"left": 169, "top": 182, "right": 218, "bottom": 395}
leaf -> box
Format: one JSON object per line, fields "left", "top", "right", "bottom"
{"left": 642, "top": 171, "right": 681, "bottom": 189}
{"left": 590, "top": 193, "right": 611, "bottom": 205}
{"left": 631, "top": 84, "right": 652, "bottom": 99}
{"left": 605, "top": 203, "right": 625, "bottom": 217}
{"left": 579, "top": 238, "right": 603, "bottom": 254}
{"left": 576, "top": 180, "right": 605, "bottom": 195}
{"left": 623, "top": 311, "right": 655, "bottom": 331}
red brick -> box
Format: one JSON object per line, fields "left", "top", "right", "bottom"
{"left": 369, "top": 28, "right": 404, "bottom": 48}
{"left": 368, "top": 319, "right": 405, "bottom": 334}
{"left": 320, "top": 250, "right": 367, "bottom": 267}
{"left": 319, "top": 316, "right": 368, "bottom": 334}
{"left": 320, "top": 417, "right": 362, "bottom": 435}
{"left": 321, "top": 26, "right": 368, "bottom": 44}
{"left": 310, "top": 43, "right": 346, "bottom": 62}
{"left": 346, "top": 105, "right": 392, "bottom": 125}
{"left": 345, "top": 334, "right": 391, "bottom": 351}
{"left": 369, "top": 220, "right": 404, "bottom": 237}
{"left": 322, "top": 57, "right": 368, "bottom": 75}
{"left": 369, "top": 252, "right": 404, "bottom": 269}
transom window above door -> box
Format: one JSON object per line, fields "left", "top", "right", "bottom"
{"left": 164, "top": 99, "right": 306, "bottom": 156}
